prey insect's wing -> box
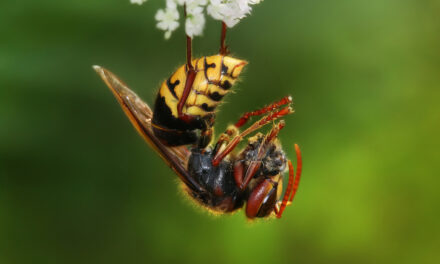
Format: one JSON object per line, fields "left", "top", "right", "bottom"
{"left": 93, "top": 65, "right": 204, "bottom": 193}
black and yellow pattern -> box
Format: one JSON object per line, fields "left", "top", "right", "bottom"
{"left": 152, "top": 55, "right": 247, "bottom": 146}
{"left": 160, "top": 55, "right": 246, "bottom": 118}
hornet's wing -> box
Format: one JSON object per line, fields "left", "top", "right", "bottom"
{"left": 93, "top": 65, "right": 204, "bottom": 193}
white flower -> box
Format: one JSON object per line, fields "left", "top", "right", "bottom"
{"left": 186, "top": 11, "right": 206, "bottom": 37}
{"left": 207, "top": 0, "right": 226, "bottom": 20}
{"left": 207, "top": 0, "right": 258, "bottom": 28}
{"left": 184, "top": 0, "right": 207, "bottom": 37}
{"left": 166, "top": 0, "right": 177, "bottom": 8}
{"left": 236, "top": 0, "right": 251, "bottom": 11}
{"left": 155, "top": 0, "right": 180, "bottom": 39}
{"left": 130, "top": 0, "right": 147, "bottom": 5}
{"left": 132, "top": 0, "right": 264, "bottom": 38}
{"left": 223, "top": 2, "right": 250, "bottom": 27}
{"left": 186, "top": 0, "right": 207, "bottom": 15}
{"left": 186, "top": 0, "right": 208, "bottom": 6}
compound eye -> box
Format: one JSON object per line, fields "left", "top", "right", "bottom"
{"left": 245, "top": 179, "right": 278, "bottom": 219}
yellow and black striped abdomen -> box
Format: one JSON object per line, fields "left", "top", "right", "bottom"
{"left": 152, "top": 55, "right": 247, "bottom": 146}
{"left": 159, "top": 55, "right": 246, "bottom": 118}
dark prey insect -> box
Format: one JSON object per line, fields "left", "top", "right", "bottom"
{"left": 94, "top": 18, "right": 302, "bottom": 219}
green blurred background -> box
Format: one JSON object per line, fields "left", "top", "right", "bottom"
{"left": 1, "top": 0, "right": 439, "bottom": 263}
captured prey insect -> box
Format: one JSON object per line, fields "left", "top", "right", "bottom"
{"left": 94, "top": 21, "right": 302, "bottom": 219}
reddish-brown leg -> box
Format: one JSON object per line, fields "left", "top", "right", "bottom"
{"left": 213, "top": 96, "right": 292, "bottom": 158}
{"left": 219, "top": 22, "right": 229, "bottom": 55}
{"left": 213, "top": 126, "right": 237, "bottom": 155}
{"left": 235, "top": 96, "right": 292, "bottom": 128}
{"left": 212, "top": 106, "right": 293, "bottom": 166}
{"left": 233, "top": 161, "right": 245, "bottom": 188}
{"left": 177, "top": 5, "right": 197, "bottom": 122}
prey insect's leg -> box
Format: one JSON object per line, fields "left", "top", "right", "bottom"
{"left": 235, "top": 96, "right": 293, "bottom": 128}
{"left": 219, "top": 22, "right": 229, "bottom": 55}
{"left": 238, "top": 121, "right": 286, "bottom": 190}
{"left": 212, "top": 106, "right": 293, "bottom": 166}
{"left": 177, "top": 4, "right": 197, "bottom": 122}
{"left": 275, "top": 144, "right": 302, "bottom": 218}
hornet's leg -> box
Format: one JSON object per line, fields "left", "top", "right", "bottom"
{"left": 213, "top": 124, "right": 239, "bottom": 155}
{"left": 235, "top": 96, "right": 292, "bottom": 128}
{"left": 212, "top": 106, "right": 293, "bottom": 166}
{"left": 219, "top": 22, "right": 229, "bottom": 55}
{"left": 177, "top": 4, "right": 197, "bottom": 123}
{"left": 213, "top": 96, "right": 292, "bottom": 156}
